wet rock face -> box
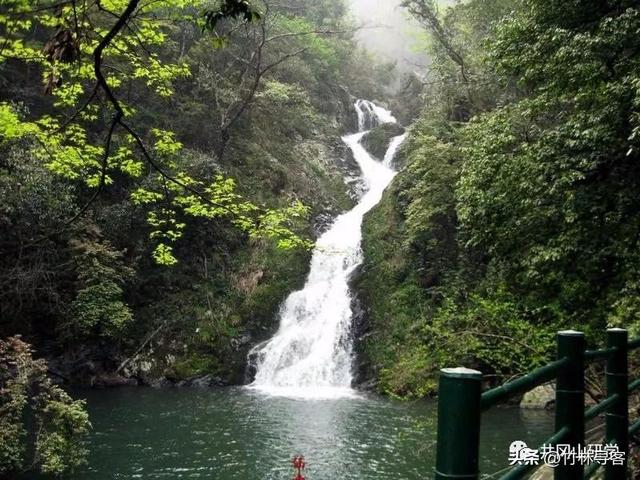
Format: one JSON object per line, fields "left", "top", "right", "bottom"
{"left": 341, "top": 146, "right": 367, "bottom": 201}
{"left": 311, "top": 138, "right": 364, "bottom": 237}
{"left": 313, "top": 211, "right": 336, "bottom": 236}
{"left": 348, "top": 264, "right": 377, "bottom": 391}
{"left": 360, "top": 123, "right": 406, "bottom": 162}
{"left": 91, "top": 374, "right": 139, "bottom": 388}
{"left": 46, "top": 341, "right": 124, "bottom": 386}
{"left": 176, "top": 374, "right": 228, "bottom": 388}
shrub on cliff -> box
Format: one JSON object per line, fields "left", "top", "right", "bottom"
{"left": 0, "top": 336, "right": 90, "bottom": 476}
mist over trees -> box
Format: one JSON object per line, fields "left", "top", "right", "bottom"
{"left": 347, "top": 0, "right": 429, "bottom": 74}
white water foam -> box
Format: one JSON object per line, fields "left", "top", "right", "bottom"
{"left": 248, "top": 101, "right": 405, "bottom": 399}
{"left": 354, "top": 99, "right": 397, "bottom": 131}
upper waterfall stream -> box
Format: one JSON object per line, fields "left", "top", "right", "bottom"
{"left": 248, "top": 100, "right": 406, "bottom": 399}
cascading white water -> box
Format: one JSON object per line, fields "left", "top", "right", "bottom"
{"left": 383, "top": 133, "right": 407, "bottom": 168}
{"left": 354, "top": 99, "right": 397, "bottom": 130}
{"left": 248, "top": 100, "right": 406, "bottom": 399}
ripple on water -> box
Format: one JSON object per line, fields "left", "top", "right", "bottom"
{"left": 39, "top": 386, "right": 556, "bottom": 480}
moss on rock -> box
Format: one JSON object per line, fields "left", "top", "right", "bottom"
{"left": 360, "top": 123, "right": 405, "bottom": 161}
{"left": 352, "top": 180, "right": 429, "bottom": 396}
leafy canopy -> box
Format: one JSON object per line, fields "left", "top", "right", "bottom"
{"left": 0, "top": 0, "right": 310, "bottom": 265}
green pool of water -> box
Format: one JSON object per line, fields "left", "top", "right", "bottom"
{"left": 57, "top": 387, "right": 554, "bottom": 479}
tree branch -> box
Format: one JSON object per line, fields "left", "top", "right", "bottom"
{"left": 401, "top": 0, "right": 470, "bottom": 84}
{"left": 265, "top": 27, "right": 354, "bottom": 44}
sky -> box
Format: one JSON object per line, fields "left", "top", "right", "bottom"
{"left": 347, "top": 0, "right": 429, "bottom": 74}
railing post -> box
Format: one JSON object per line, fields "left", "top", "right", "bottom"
{"left": 434, "top": 367, "right": 482, "bottom": 480}
{"left": 605, "top": 328, "right": 628, "bottom": 480}
{"left": 555, "top": 330, "right": 585, "bottom": 480}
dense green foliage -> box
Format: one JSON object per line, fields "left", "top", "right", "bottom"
{"left": 0, "top": 0, "right": 392, "bottom": 398}
{"left": 0, "top": 336, "right": 90, "bottom": 476}
{"left": 0, "top": 0, "right": 397, "bottom": 470}
{"left": 359, "top": 0, "right": 640, "bottom": 396}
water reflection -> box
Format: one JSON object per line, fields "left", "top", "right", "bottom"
{"left": 48, "top": 387, "right": 554, "bottom": 480}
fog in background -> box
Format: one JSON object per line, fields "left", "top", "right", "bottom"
{"left": 347, "top": 0, "right": 429, "bottom": 75}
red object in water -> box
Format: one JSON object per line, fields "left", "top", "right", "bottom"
{"left": 292, "top": 455, "right": 306, "bottom": 480}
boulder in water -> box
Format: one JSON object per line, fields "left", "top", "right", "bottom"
{"left": 520, "top": 382, "right": 555, "bottom": 409}
{"left": 360, "top": 123, "right": 405, "bottom": 162}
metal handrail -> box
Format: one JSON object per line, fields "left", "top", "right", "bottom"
{"left": 584, "top": 461, "right": 602, "bottom": 479}
{"left": 433, "top": 329, "right": 639, "bottom": 480}
{"left": 481, "top": 357, "right": 569, "bottom": 410}
{"left": 584, "top": 393, "right": 620, "bottom": 421}
{"left": 628, "top": 337, "right": 640, "bottom": 350}
{"left": 629, "top": 378, "right": 640, "bottom": 393}
{"left": 585, "top": 346, "right": 616, "bottom": 361}
{"left": 629, "top": 418, "right": 640, "bottom": 436}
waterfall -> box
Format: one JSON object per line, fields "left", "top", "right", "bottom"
{"left": 354, "top": 99, "right": 397, "bottom": 130}
{"left": 383, "top": 133, "right": 407, "bottom": 168}
{"left": 247, "top": 100, "right": 405, "bottom": 399}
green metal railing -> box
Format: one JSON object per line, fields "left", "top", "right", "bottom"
{"left": 434, "top": 328, "right": 640, "bottom": 480}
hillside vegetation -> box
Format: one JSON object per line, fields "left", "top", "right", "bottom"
{"left": 0, "top": 0, "right": 400, "bottom": 474}
{"left": 358, "top": 0, "right": 640, "bottom": 397}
